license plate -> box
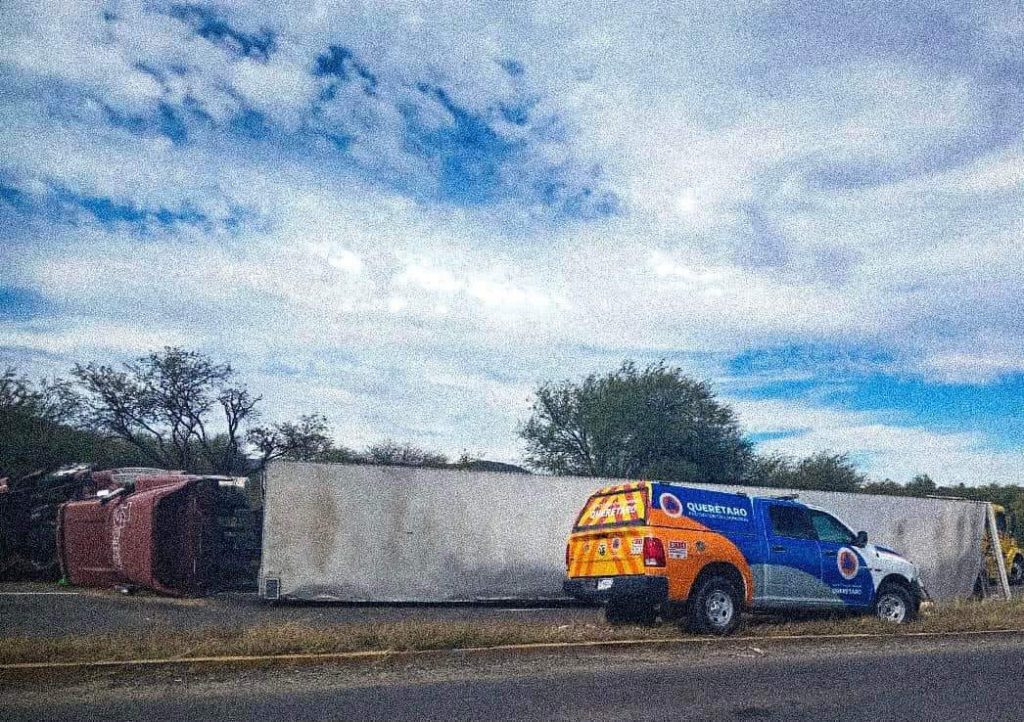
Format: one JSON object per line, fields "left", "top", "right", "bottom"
{"left": 597, "top": 578, "right": 613, "bottom": 591}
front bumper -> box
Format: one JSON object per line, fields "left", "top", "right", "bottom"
{"left": 563, "top": 575, "right": 669, "bottom": 605}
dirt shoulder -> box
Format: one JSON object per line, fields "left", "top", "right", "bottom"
{"left": 2, "top": 596, "right": 1024, "bottom": 687}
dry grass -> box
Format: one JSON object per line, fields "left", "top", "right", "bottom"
{"left": 0, "top": 620, "right": 672, "bottom": 666}
{"left": 3, "top": 597, "right": 1024, "bottom": 667}
{"left": 745, "top": 596, "right": 1024, "bottom": 637}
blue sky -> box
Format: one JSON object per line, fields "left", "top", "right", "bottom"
{"left": 1, "top": 1, "right": 1022, "bottom": 484}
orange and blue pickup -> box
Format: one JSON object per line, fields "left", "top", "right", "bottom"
{"left": 564, "top": 482, "right": 923, "bottom": 633}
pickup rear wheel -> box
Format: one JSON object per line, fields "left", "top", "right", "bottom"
{"left": 874, "top": 583, "right": 917, "bottom": 624}
{"left": 686, "top": 575, "right": 741, "bottom": 635}
{"left": 605, "top": 600, "right": 657, "bottom": 626}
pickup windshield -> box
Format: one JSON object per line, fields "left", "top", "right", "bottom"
{"left": 808, "top": 509, "right": 856, "bottom": 544}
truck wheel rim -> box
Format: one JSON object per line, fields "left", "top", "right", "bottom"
{"left": 706, "top": 590, "right": 734, "bottom": 626}
{"left": 877, "top": 593, "right": 906, "bottom": 623}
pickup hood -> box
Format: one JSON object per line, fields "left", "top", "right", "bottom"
{"left": 865, "top": 543, "right": 919, "bottom": 581}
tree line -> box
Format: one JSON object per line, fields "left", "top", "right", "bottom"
{"left": 520, "top": 360, "right": 1024, "bottom": 532}
{"left": 3, "top": 350, "right": 1022, "bottom": 532}
{"left": 0, "top": 348, "right": 458, "bottom": 481}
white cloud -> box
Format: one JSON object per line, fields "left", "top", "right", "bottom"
{"left": 308, "top": 243, "right": 364, "bottom": 274}
{"left": 229, "top": 53, "right": 318, "bottom": 131}
{"left": 2, "top": 0, "right": 1023, "bottom": 472}
{"left": 733, "top": 397, "right": 1023, "bottom": 486}
{"left": 916, "top": 350, "right": 1024, "bottom": 385}
{"left": 947, "top": 148, "right": 1024, "bottom": 193}
{"left": 396, "top": 263, "right": 463, "bottom": 294}
{"left": 2, "top": 320, "right": 189, "bottom": 356}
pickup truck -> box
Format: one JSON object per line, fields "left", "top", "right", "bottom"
{"left": 564, "top": 481, "right": 923, "bottom": 634}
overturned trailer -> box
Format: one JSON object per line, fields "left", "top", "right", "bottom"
{"left": 259, "top": 462, "right": 991, "bottom": 603}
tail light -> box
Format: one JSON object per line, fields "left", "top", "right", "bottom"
{"left": 565, "top": 542, "right": 571, "bottom": 569}
{"left": 643, "top": 537, "right": 666, "bottom": 567}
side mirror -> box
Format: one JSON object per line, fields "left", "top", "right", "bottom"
{"left": 854, "top": 530, "right": 868, "bottom": 547}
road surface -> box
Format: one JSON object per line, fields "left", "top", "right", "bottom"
{"left": 0, "top": 582, "right": 592, "bottom": 637}
{"left": 6, "top": 580, "right": 1020, "bottom": 638}
{"left": 4, "top": 634, "right": 1023, "bottom": 720}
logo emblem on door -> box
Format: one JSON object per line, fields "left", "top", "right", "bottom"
{"left": 659, "top": 493, "right": 683, "bottom": 518}
{"left": 837, "top": 548, "right": 859, "bottom": 580}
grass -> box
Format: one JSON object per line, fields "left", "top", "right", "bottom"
{"left": 3, "top": 597, "right": 1024, "bottom": 668}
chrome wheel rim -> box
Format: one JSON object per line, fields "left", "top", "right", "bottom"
{"left": 706, "top": 590, "right": 734, "bottom": 627}
{"left": 1011, "top": 561, "right": 1023, "bottom": 583}
{"left": 877, "top": 593, "right": 907, "bottom": 623}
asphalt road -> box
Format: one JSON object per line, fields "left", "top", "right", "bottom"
{"left": 0, "top": 582, "right": 594, "bottom": 637}
{"left": 4, "top": 635, "right": 1024, "bottom": 721}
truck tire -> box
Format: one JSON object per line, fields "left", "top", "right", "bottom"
{"left": 1010, "top": 556, "right": 1024, "bottom": 586}
{"left": 874, "top": 583, "right": 917, "bottom": 624}
{"left": 605, "top": 600, "right": 658, "bottom": 626}
{"left": 686, "top": 575, "right": 741, "bottom": 635}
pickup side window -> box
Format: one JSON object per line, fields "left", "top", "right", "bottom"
{"left": 768, "top": 504, "right": 817, "bottom": 540}
{"left": 809, "top": 510, "right": 855, "bottom": 544}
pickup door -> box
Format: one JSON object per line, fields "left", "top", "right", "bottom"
{"left": 762, "top": 501, "right": 828, "bottom": 606}
{"left": 808, "top": 508, "right": 874, "bottom": 608}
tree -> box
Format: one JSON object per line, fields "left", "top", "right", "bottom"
{"left": 72, "top": 348, "right": 260, "bottom": 474}
{"left": 1, "top": 368, "right": 37, "bottom": 415}
{"left": 0, "top": 368, "right": 83, "bottom": 425}
{"left": 861, "top": 478, "right": 906, "bottom": 496}
{"left": 71, "top": 347, "right": 334, "bottom": 475}
{"left": 749, "top": 450, "right": 866, "bottom": 492}
{"left": 904, "top": 473, "right": 937, "bottom": 496}
{"left": 1, "top": 365, "right": 149, "bottom": 480}
{"left": 453, "top": 453, "right": 529, "bottom": 474}
{"left": 786, "top": 452, "right": 866, "bottom": 492}
{"left": 745, "top": 452, "right": 793, "bottom": 488}
{"left": 364, "top": 440, "right": 448, "bottom": 468}
{"left": 248, "top": 414, "right": 343, "bottom": 465}
{"left": 520, "top": 361, "right": 752, "bottom": 483}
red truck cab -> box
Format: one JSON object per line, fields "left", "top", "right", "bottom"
{"left": 57, "top": 473, "right": 218, "bottom": 596}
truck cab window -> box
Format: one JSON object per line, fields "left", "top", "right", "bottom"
{"left": 768, "top": 505, "right": 817, "bottom": 540}
{"left": 809, "top": 510, "right": 855, "bottom": 544}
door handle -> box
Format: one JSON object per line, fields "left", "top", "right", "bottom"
{"left": 771, "top": 545, "right": 786, "bottom": 552}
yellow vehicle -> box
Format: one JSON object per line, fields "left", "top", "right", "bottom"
{"left": 985, "top": 505, "right": 1024, "bottom": 585}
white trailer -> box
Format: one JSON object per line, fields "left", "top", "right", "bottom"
{"left": 258, "top": 462, "right": 990, "bottom": 603}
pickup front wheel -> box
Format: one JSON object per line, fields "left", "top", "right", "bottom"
{"left": 686, "top": 575, "right": 741, "bottom": 635}
{"left": 874, "top": 583, "right": 917, "bottom": 624}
